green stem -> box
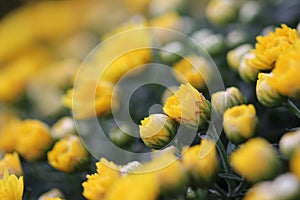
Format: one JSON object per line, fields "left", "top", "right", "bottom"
{"left": 283, "top": 99, "right": 300, "bottom": 119}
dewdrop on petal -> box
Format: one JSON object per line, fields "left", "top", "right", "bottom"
{"left": 238, "top": 52, "right": 260, "bottom": 83}
{"left": 256, "top": 73, "right": 286, "bottom": 107}
{"left": 223, "top": 104, "right": 258, "bottom": 145}
{"left": 227, "top": 44, "right": 252, "bottom": 71}
{"left": 280, "top": 129, "right": 300, "bottom": 158}
{"left": 139, "top": 114, "right": 177, "bottom": 150}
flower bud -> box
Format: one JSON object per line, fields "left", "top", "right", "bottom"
{"left": 211, "top": 87, "right": 246, "bottom": 116}
{"left": 38, "top": 188, "right": 64, "bottom": 200}
{"left": 206, "top": 0, "right": 238, "bottom": 25}
{"left": 223, "top": 104, "right": 258, "bottom": 144}
{"left": 279, "top": 129, "right": 300, "bottom": 158}
{"left": 256, "top": 73, "right": 287, "bottom": 107}
{"left": 139, "top": 114, "right": 177, "bottom": 150}
{"left": 0, "top": 152, "right": 22, "bottom": 177}
{"left": 239, "top": 1, "right": 261, "bottom": 23}
{"left": 227, "top": 44, "right": 252, "bottom": 71}
{"left": 182, "top": 138, "right": 219, "bottom": 186}
{"left": 238, "top": 52, "right": 260, "bottom": 83}
{"left": 109, "top": 125, "right": 132, "bottom": 148}
{"left": 48, "top": 135, "right": 88, "bottom": 172}
{"left": 163, "top": 83, "right": 211, "bottom": 130}
{"left": 50, "top": 117, "right": 75, "bottom": 140}
{"left": 290, "top": 148, "right": 300, "bottom": 181}
{"left": 159, "top": 42, "right": 183, "bottom": 64}
{"left": 230, "top": 138, "right": 282, "bottom": 182}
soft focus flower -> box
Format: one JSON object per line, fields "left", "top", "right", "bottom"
{"left": 182, "top": 138, "right": 219, "bottom": 186}
{"left": 38, "top": 188, "right": 64, "bottom": 200}
{"left": 244, "top": 173, "right": 300, "bottom": 200}
{"left": 211, "top": 87, "right": 246, "bottom": 116}
{"left": 139, "top": 114, "right": 177, "bottom": 150}
{"left": 230, "top": 138, "right": 281, "bottom": 182}
{"left": 206, "top": 0, "right": 238, "bottom": 25}
{"left": 239, "top": 1, "right": 261, "bottom": 23}
{"left": 16, "top": 119, "right": 53, "bottom": 162}
{"left": 82, "top": 158, "right": 120, "bottom": 200}
{"left": 223, "top": 104, "right": 258, "bottom": 144}
{"left": 0, "top": 117, "right": 22, "bottom": 153}
{"left": 163, "top": 83, "right": 211, "bottom": 129}
{"left": 247, "top": 24, "right": 299, "bottom": 70}
{"left": 227, "top": 44, "right": 252, "bottom": 71}
{"left": 173, "top": 55, "right": 211, "bottom": 89}
{"left": 105, "top": 174, "right": 159, "bottom": 200}
{"left": 238, "top": 52, "right": 260, "bottom": 83}
{"left": 109, "top": 125, "right": 132, "bottom": 148}
{"left": 0, "top": 169, "right": 23, "bottom": 200}
{"left": 279, "top": 129, "right": 300, "bottom": 158}
{"left": 256, "top": 73, "right": 286, "bottom": 107}
{"left": 290, "top": 148, "right": 300, "bottom": 180}
{"left": 0, "top": 152, "right": 22, "bottom": 177}
{"left": 48, "top": 135, "right": 88, "bottom": 172}
{"left": 50, "top": 117, "right": 76, "bottom": 140}
{"left": 192, "top": 30, "right": 225, "bottom": 55}
{"left": 268, "top": 39, "right": 300, "bottom": 99}
{"left": 123, "top": 0, "right": 150, "bottom": 13}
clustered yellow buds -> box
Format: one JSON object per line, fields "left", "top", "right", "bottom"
{"left": 230, "top": 138, "right": 282, "bottom": 182}
{"left": 211, "top": 87, "right": 246, "bottom": 116}
{"left": 48, "top": 135, "right": 88, "bottom": 173}
{"left": 163, "top": 83, "right": 211, "bottom": 130}
{"left": 139, "top": 114, "right": 177, "bottom": 150}
{"left": 223, "top": 104, "right": 258, "bottom": 144}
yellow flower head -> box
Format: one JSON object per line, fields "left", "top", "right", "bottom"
{"left": 223, "top": 104, "right": 258, "bottom": 144}
{"left": 279, "top": 129, "right": 300, "bottom": 158}
{"left": 211, "top": 87, "right": 246, "bottom": 116}
{"left": 0, "top": 169, "right": 23, "bottom": 200}
{"left": 290, "top": 148, "right": 300, "bottom": 181}
{"left": 48, "top": 135, "right": 88, "bottom": 173}
{"left": 82, "top": 158, "right": 120, "bottom": 200}
{"left": 50, "top": 117, "right": 75, "bottom": 140}
{"left": 248, "top": 24, "right": 299, "bottom": 70}
{"left": 206, "top": 0, "right": 237, "bottom": 25}
{"left": 0, "top": 117, "right": 22, "bottom": 153}
{"left": 227, "top": 44, "right": 252, "bottom": 71}
{"left": 230, "top": 138, "right": 281, "bottom": 182}
{"left": 256, "top": 73, "right": 286, "bottom": 107}
{"left": 163, "top": 83, "right": 211, "bottom": 129}
{"left": 0, "top": 152, "right": 22, "bottom": 177}
{"left": 268, "top": 39, "right": 300, "bottom": 99}
{"left": 238, "top": 52, "right": 260, "bottom": 83}
{"left": 139, "top": 114, "right": 176, "bottom": 150}
{"left": 182, "top": 138, "right": 219, "bottom": 185}
{"left": 16, "top": 119, "right": 53, "bottom": 162}
{"left": 105, "top": 173, "right": 159, "bottom": 200}
{"left": 173, "top": 55, "right": 211, "bottom": 89}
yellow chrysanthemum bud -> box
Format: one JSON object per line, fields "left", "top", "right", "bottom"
{"left": 223, "top": 104, "right": 258, "bottom": 144}
{"left": 105, "top": 174, "right": 159, "bottom": 200}
{"left": 0, "top": 117, "right": 22, "bottom": 153}
{"left": 16, "top": 120, "right": 53, "bottom": 162}
{"left": 0, "top": 169, "right": 23, "bottom": 200}
{"left": 256, "top": 73, "right": 286, "bottom": 107}
{"left": 163, "top": 83, "right": 211, "bottom": 130}
{"left": 211, "top": 87, "right": 246, "bottom": 116}
{"left": 268, "top": 39, "right": 300, "bottom": 99}
{"left": 139, "top": 114, "right": 176, "bottom": 150}
{"left": 0, "top": 152, "right": 22, "bottom": 177}
{"left": 173, "top": 55, "right": 211, "bottom": 89}
{"left": 206, "top": 0, "right": 238, "bottom": 25}
{"left": 248, "top": 24, "right": 299, "bottom": 70}
{"left": 48, "top": 135, "right": 88, "bottom": 173}
{"left": 182, "top": 138, "right": 219, "bottom": 186}
{"left": 279, "top": 129, "right": 300, "bottom": 158}
{"left": 244, "top": 173, "right": 300, "bottom": 200}
{"left": 238, "top": 52, "right": 260, "bottom": 83}
{"left": 230, "top": 138, "right": 282, "bottom": 182}
{"left": 290, "top": 148, "right": 300, "bottom": 181}
{"left": 38, "top": 188, "right": 64, "bottom": 200}
{"left": 50, "top": 117, "right": 75, "bottom": 140}
{"left": 227, "top": 44, "right": 252, "bottom": 71}
{"left": 82, "top": 158, "right": 120, "bottom": 200}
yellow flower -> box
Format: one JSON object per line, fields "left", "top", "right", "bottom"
{"left": 248, "top": 24, "right": 299, "bottom": 70}
{"left": 256, "top": 73, "right": 286, "bottom": 107}
{"left": 0, "top": 152, "right": 22, "bottom": 177}
{"left": 211, "top": 87, "right": 246, "bottom": 116}
{"left": 230, "top": 138, "right": 281, "bottom": 182}
{"left": 16, "top": 119, "right": 53, "bottom": 162}
{"left": 182, "top": 138, "right": 219, "bottom": 185}
{"left": 0, "top": 117, "right": 22, "bottom": 153}
{"left": 105, "top": 174, "right": 159, "bottom": 200}
{"left": 48, "top": 135, "right": 88, "bottom": 173}
{"left": 163, "top": 83, "right": 211, "bottom": 129}
{"left": 268, "top": 39, "right": 300, "bottom": 99}
{"left": 223, "top": 104, "right": 258, "bottom": 144}
{"left": 238, "top": 52, "right": 260, "bottom": 83}
{"left": 290, "top": 148, "right": 300, "bottom": 181}
{"left": 279, "top": 129, "right": 300, "bottom": 158}
{"left": 227, "top": 44, "right": 252, "bottom": 71}
{"left": 173, "top": 55, "right": 211, "bottom": 89}
{"left": 206, "top": 0, "right": 238, "bottom": 25}
{"left": 50, "top": 117, "right": 75, "bottom": 139}
{"left": 139, "top": 114, "right": 177, "bottom": 150}
{"left": 82, "top": 158, "right": 120, "bottom": 200}
{"left": 0, "top": 169, "right": 23, "bottom": 200}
